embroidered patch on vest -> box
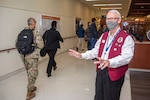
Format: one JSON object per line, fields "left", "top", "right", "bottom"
{"left": 115, "top": 43, "right": 118, "bottom": 46}
{"left": 114, "top": 48, "right": 117, "bottom": 51}
{"left": 117, "top": 37, "right": 123, "bottom": 43}
{"left": 102, "top": 40, "right": 105, "bottom": 43}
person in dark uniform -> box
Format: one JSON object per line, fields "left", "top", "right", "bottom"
{"left": 88, "top": 18, "right": 98, "bottom": 50}
{"left": 76, "top": 24, "right": 85, "bottom": 51}
{"left": 43, "top": 21, "right": 64, "bottom": 77}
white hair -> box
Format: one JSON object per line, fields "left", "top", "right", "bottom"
{"left": 107, "top": 10, "right": 121, "bottom": 19}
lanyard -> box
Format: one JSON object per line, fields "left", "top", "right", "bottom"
{"left": 104, "top": 29, "right": 121, "bottom": 57}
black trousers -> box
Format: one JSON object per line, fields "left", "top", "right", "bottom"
{"left": 94, "top": 68, "right": 125, "bottom": 100}
{"left": 46, "top": 49, "right": 57, "bottom": 75}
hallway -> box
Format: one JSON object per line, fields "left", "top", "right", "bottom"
{"left": 0, "top": 52, "right": 131, "bottom": 100}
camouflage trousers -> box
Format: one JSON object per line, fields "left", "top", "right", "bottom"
{"left": 24, "top": 58, "right": 38, "bottom": 91}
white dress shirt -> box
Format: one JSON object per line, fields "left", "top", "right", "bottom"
{"left": 81, "top": 27, "right": 135, "bottom": 68}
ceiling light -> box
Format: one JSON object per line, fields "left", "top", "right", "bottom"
{"left": 147, "top": 15, "right": 150, "bottom": 18}
{"left": 86, "top": 0, "right": 100, "bottom": 1}
{"left": 134, "top": 3, "right": 150, "bottom": 5}
{"left": 100, "top": 7, "right": 122, "bottom": 10}
{"left": 135, "top": 18, "right": 140, "bottom": 21}
{"left": 93, "top": 4, "right": 122, "bottom": 6}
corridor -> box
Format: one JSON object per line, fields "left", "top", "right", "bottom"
{"left": 0, "top": 51, "right": 131, "bottom": 100}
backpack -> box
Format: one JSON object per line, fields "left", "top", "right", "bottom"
{"left": 16, "top": 29, "right": 35, "bottom": 56}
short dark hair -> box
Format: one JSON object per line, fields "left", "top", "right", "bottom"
{"left": 51, "top": 21, "right": 57, "bottom": 28}
{"left": 91, "top": 18, "right": 96, "bottom": 22}
{"left": 27, "top": 17, "right": 36, "bottom": 26}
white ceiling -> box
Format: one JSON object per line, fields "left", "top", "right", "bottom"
{"left": 79, "top": 0, "right": 131, "bottom": 17}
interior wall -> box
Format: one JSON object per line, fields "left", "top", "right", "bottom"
{"left": 0, "top": 0, "right": 95, "bottom": 77}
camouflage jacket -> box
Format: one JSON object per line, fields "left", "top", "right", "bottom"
{"left": 25, "top": 28, "right": 44, "bottom": 59}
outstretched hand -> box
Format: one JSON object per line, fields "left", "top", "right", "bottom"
{"left": 68, "top": 49, "right": 82, "bottom": 59}
{"left": 93, "top": 57, "right": 110, "bottom": 70}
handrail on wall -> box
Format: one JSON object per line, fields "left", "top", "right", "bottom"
{"left": 0, "top": 47, "right": 16, "bottom": 53}
{"left": 63, "top": 36, "right": 76, "bottom": 39}
{"left": 0, "top": 36, "right": 77, "bottom": 53}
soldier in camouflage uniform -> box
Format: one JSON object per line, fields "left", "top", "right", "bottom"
{"left": 21, "top": 18, "right": 44, "bottom": 100}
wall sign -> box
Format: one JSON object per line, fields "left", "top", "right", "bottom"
{"left": 40, "top": 15, "right": 60, "bottom": 35}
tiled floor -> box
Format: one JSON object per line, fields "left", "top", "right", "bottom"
{"left": 0, "top": 52, "right": 131, "bottom": 100}
{"left": 130, "top": 70, "right": 150, "bottom": 100}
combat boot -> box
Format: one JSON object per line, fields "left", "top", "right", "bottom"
{"left": 26, "top": 91, "right": 36, "bottom": 100}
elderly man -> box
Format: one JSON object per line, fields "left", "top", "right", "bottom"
{"left": 68, "top": 10, "right": 134, "bottom": 100}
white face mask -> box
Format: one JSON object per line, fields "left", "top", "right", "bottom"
{"left": 106, "top": 21, "right": 118, "bottom": 30}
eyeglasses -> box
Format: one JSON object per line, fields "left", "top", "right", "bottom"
{"left": 106, "top": 17, "right": 119, "bottom": 20}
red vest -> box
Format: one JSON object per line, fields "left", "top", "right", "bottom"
{"left": 98, "top": 30, "right": 129, "bottom": 81}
